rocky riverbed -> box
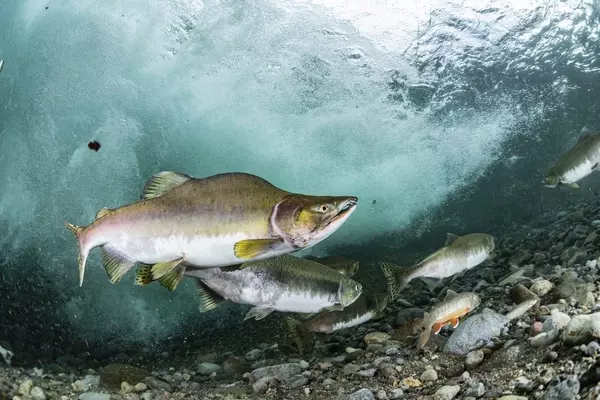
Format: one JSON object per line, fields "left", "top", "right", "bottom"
{"left": 5, "top": 197, "right": 600, "bottom": 399}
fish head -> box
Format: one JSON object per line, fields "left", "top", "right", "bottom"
{"left": 337, "top": 277, "right": 363, "bottom": 307}
{"left": 274, "top": 195, "right": 358, "bottom": 248}
{"left": 543, "top": 170, "right": 560, "bottom": 188}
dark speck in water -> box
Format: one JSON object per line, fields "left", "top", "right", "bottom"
{"left": 88, "top": 141, "right": 101, "bottom": 151}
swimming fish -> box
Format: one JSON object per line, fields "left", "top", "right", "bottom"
{"left": 284, "top": 292, "right": 387, "bottom": 354}
{"left": 136, "top": 254, "right": 363, "bottom": 321}
{"left": 544, "top": 127, "right": 600, "bottom": 189}
{"left": 308, "top": 255, "right": 359, "bottom": 277}
{"left": 65, "top": 171, "right": 358, "bottom": 287}
{"left": 0, "top": 60, "right": 4, "bottom": 74}
{"left": 379, "top": 233, "right": 495, "bottom": 300}
{"left": 417, "top": 290, "right": 481, "bottom": 348}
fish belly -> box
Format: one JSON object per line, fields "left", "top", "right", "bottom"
{"left": 331, "top": 312, "right": 374, "bottom": 331}
{"left": 272, "top": 291, "right": 335, "bottom": 313}
{"left": 465, "top": 249, "right": 488, "bottom": 269}
{"left": 562, "top": 158, "right": 597, "bottom": 183}
{"left": 111, "top": 232, "right": 259, "bottom": 267}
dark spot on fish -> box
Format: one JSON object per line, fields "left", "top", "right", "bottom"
{"left": 372, "top": 200, "right": 376, "bottom": 204}
{"left": 88, "top": 141, "right": 101, "bottom": 151}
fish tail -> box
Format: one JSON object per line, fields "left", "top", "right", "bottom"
{"left": 64, "top": 221, "right": 89, "bottom": 287}
{"left": 283, "top": 316, "right": 312, "bottom": 355}
{"left": 379, "top": 262, "right": 410, "bottom": 301}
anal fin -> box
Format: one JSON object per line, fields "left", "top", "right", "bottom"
{"left": 151, "top": 257, "right": 185, "bottom": 280}
{"left": 101, "top": 245, "right": 137, "bottom": 284}
{"left": 234, "top": 238, "right": 284, "bottom": 260}
{"left": 449, "top": 317, "right": 460, "bottom": 329}
{"left": 158, "top": 265, "right": 186, "bottom": 291}
{"left": 244, "top": 306, "right": 275, "bottom": 321}
{"left": 195, "top": 279, "right": 225, "bottom": 312}
{"left": 432, "top": 322, "right": 445, "bottom": 335}
{"left": 134, "top": 264, "right": 153, "bottom": 286}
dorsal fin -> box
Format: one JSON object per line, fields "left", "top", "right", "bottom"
{"left": 195, "top": 279, "right": 225, "bottom": 312}
{"left": 95, "top": 207, "right": 113, "bottom": 219}
{"left": 579, "top": 126, "right": 594, "bottom": 142}
{"left": 444, "top": 289, "right": 458, "bottom": 301}
{"left": 445, "top": 233, "right": 459, "bottom": 246}
{"left": 142, "top": 171, "right": 192, "bottom": 200}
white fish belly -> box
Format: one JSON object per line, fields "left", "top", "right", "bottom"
{"left": 272, "top": 291, "right": 335, "bottom": 313}
{"left": 332, "top": 312, "right": 374, "bottom": 331}
{"left": 112, "top": 232, "right": 256, "bottom": 266}
{"left": 563, "top": 158, "right": 596, "bottom": 183}
{"left": 465, "top": 249, "right": 488, "bottom": 269}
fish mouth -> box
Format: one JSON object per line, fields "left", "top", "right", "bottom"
{"left": 331, "top": 197, "right": 358, "bottom": 224}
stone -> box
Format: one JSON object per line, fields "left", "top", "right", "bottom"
{"left": 530, "top": 330, "right": 559, "bottom": 347}
{"left": 19, "top": 379, "right": 32, "bottom": 396}
{"left": 444, "top": 312, "right": 510, "bottom": 355}
{"left": 357, "top": 369, "right": 377, "bottom": 377}
{"left": 420, "top": 367, "right": 438, "bottom": 382}
{"left": 464, "top": 382, "right": 485, "bottom": 397}
{"left": 511, "top": 284, "right": 539, "bottom": 305}
{"left": 249, "top": 363, "right": 302, "bottom": 383}
{"left": 252, "top": 376, "right": 277, "bottom": 394}
{"left": 322, "top": 378, "right": 336, "bottom": 387}
{"left": 433, "top": 385, "right": 461, "bottom": 400}
{"left": 100, "top": 364, "right": 150, "bottom": 389}
{"left": 388, "top": 389, "right": 404, "bottom": 399}
{"left": 562, "top": 313, "right": 600, "bottom": 345}
{"left": 198, "top": 362, "right": 221, "bottom": 376}
{"left": 530, "top": 280, "right": 554, "bottom": 297}
{"left": 347, "top": 388, "right": 375, "bottom": 400}
{"left": 245, "top": 349, "right": 262, "bottom": 361}
{"left": 133, "top": 383, "right": 147, "bottom": 392}
{"left": 364, "top": 332, "right": 391, "bottom": 345}
{"left": 78, "top": 394, "right": 111, "bottom": 400}
{"left": 542, "top": 375, "right": 580, "bottom": 399}
{"left": 30, "top": 387, "right": 46, "bottom": 400}
{"left": 543, "top": 310, "right": 571, "bottom": 332}
{"left": 464, "top": 350, "right": 484, "bottom": 369}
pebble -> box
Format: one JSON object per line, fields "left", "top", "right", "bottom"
{"left": 249, "top": 363, "right": 302, "bottom": 383}
{"left": 464, "top": 350, "right": 484, "bottom": 369}
{"left": 198, "top": 362, "right": 221, "bottom": 376}
{"left": 420, "top": 367, "right": 438, "bottom": 382}
{"left": 347, "top": 388, "right": 375, "bottom": 400}
{"left": 530, "top": 321, "right": 543, "bottom": 335}
{"left": 561, "top": 312, "right": 600, "bottom": 345}
{"left": 30, "top": 387, "right": 46, "bottom": 400}
{"left": 388, "top": 389, "right": 404, "bottom": 399}
{"left": 543, "top": 310, "right": 571, "bottom": 332}
{"left": 322, "top": 378, "right": 336, "bottom": 387}
{"left": 530, "top": 330, "right": 559, "bottom": 347}
{"left": 530, "top": 280, "right": 554, "bottom": 297}
{"left": 434, "top": 385, "right": 461, "bottom": 400}
{"left": 376, "top": 390, "right": 388, "bottom": 400}
{"left": 464, "top": 382, "right": 485, "bottom": 397}
{"left": 245, "top": 348, "right": 262, "bottom": 361}
{"left": 357, "top": 368, "right": 377, "bottom": 377}
{"left": 133, "top": 383, "right": 147, "bottom": 392}
{"left": 78, "top": 394, "right": 111, "bottom": 400}
{"left": 587, "top": 341, "right": 600, "bottom": 356}
{"left": 364, "top": 332, "right": 390, "bottom": 345}
{"left": 543, "top": 375, "right": 580, "bottom": 399}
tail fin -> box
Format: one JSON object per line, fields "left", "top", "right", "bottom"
{"left": 283, "top": 316, "right": 312, "bottom": 355}
{"left": 64, "top": 222, "right": 87, "bottom": 287}
{"left": 379, "top": 262, "right": 411, "bottom": 301}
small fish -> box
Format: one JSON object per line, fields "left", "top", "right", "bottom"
{"left": 309, "top": 255, "right": 359, "bottom": 277}
{"left": 417, "top": 290, "right": 481, "bottom": 348}
{"left": 380, "top": 232, "right": 495, "bottom": 300}
{"left": 544, "top": 127, "right": 600, "bottom": 189}
{"left": 0, "top": 344, "right": 13, "bottom": 365}
{"left": 284, "top": 293, "right": 387, "bottom": 354}
{"left": 136, "top": 254, "right": 363, "bottom": 321}
{"left": 65, "top": 171, "right": 358, "bottom": 287}
{"left": 0, "top": 60, "right": 4, "bottom": 74}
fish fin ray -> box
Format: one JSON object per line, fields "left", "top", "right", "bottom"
{"left": 445, "top": 232, "right": 459, "bottom": 246}
{"left": 244, "top": 306, "right": 274, "bottom": 321}
{"left": 157, "top": 265, "right": 186, "bottom": 291}
{"left": 64, "top": 221, "right": 88, "bottom": 287}
{"left": 195, "top": 280, "right": 225, "bottom": 312}
{"left": 95, "top": 207, "right": 113, "bottom": 219}
{"left": 101, "top": 245, "right": 137, "bottom": 284}
{"left": 134, "top": 264, "right": 154, "bottom": 286}
{"left": 233, "top": 238, "right": 284, "bottom": 260}
{"left": 142, "top": 171, "right": 192, "bottom": 200}
{"left": 151, "top": 258, "right": 185, "bottom": 279}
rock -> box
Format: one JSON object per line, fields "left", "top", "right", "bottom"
{"left": 420, "top": 367, "right": 438, "bottom": 382}
{"left": 364, "top": 332, "right": 390, "bottom": 345}
{"left": 514, "top": 376, "right": 534, "bottom": 393}
{"left": 444, "top": 312, "right": 510, "bottom": 355}
{"left": 530, "top": 330, "right": 559, "bottom": 347}
{"left": 252, "top": 376, "right": 278, "bottom": 394}
{"left": 376, "top": 390, "right": 388, "bottom": 400}
{"left": 198, "top": 362, "right": 221, "bottom": 376}
{"left": 562, "top": 313, "right": 600, "bottom": 345}
{"left": 464, "top": 350, "right": 484, "bottom": 369}
{"left": 587, "top": 341, "right": 600, "bottom": 356}
{"left": 580, "top": 359, "right": 600, "bottom": 389}
{"left": 542, "top": 351, "right": 559, "bottom": 363}
{"left": 543, "top": 310, "right": 571, "bottom": 332}
{"left": 347, "top": 388, "right": 375, "bottom": 400}
{"left": 530, "top": 280, "right": 554, "bottom": 297}
{"left": 19, "top": 379, "right": 32, "bottom": 396}
{"left": 388, "top": 389, "right": 404, "bottom": 399}
{"left": 322, "top": 378, "right": 336, "bottom": 387}
{"left": 530, "top": 321, "right": 543, "bottom": 335}
{"left": 245, "top": 349, "right": 262, "bottom": 361}
{"left": 497, "top": 397, "right": 528, "bottom": 400}
{"left": 78, "top": 394, "right": 111, "bottom": 400}
{"left": 542, "top": 375, "right": 580, "bottom": 399}
{"left": 30, "top": 387, "right": 46, "bottom": 400}
{"left": 133, "top": 383, "right": 147, "bottom": 392}
{"left": 249, "top": 363, "right": 302, "bottom": 383}
{"left": 344, "top": 364, "right": 360, "bottom": 375}
{"left": 72, "top": 376, "right": 101, "bottom": 392}
{"left": 433, "top": 385, "right": 461, "bottom": 400}
{"left": 511, "top": 284, "right": 539, "bottom": 305}
{"left": 510, "top": 249, "right": 532, "bottom": 267}
{"left": 464, "top": 382, "right": 485, "bottom": 397}
{"left": 357, "top": 369, "right": 377, "bottom": 377}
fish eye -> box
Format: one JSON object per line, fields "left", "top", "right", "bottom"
{"left": 319, "top": 204, "right": 328, "bottom": 213}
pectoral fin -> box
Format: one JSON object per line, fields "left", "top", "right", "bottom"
{"left": 157, "top": 265, "right": 186, "bottom": 291}
{"left": 195, "top": 280, "right": 225, "bottom": 313}
{"left": 449, "top": 317, "right": 460, "bottom": 328}
{"left": 142, "top": 171, "right": 192, "bottom": 200}
{"left": 151, "top": 258, "right": 185, "bottom": 280}
{"left": 233, "top": 238, "right": 285, "bottom": 260}
{"left": 244, "top": 306, "right": 275, "bottom": 321}
{"left": 134, "top": 264, "right": 153, "bottom": 286}
{"left": 566, "top": 183, "right": 580, "bottom": 189}
{"left": 101, "top": 245, "right": 137, "bottom": 284}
